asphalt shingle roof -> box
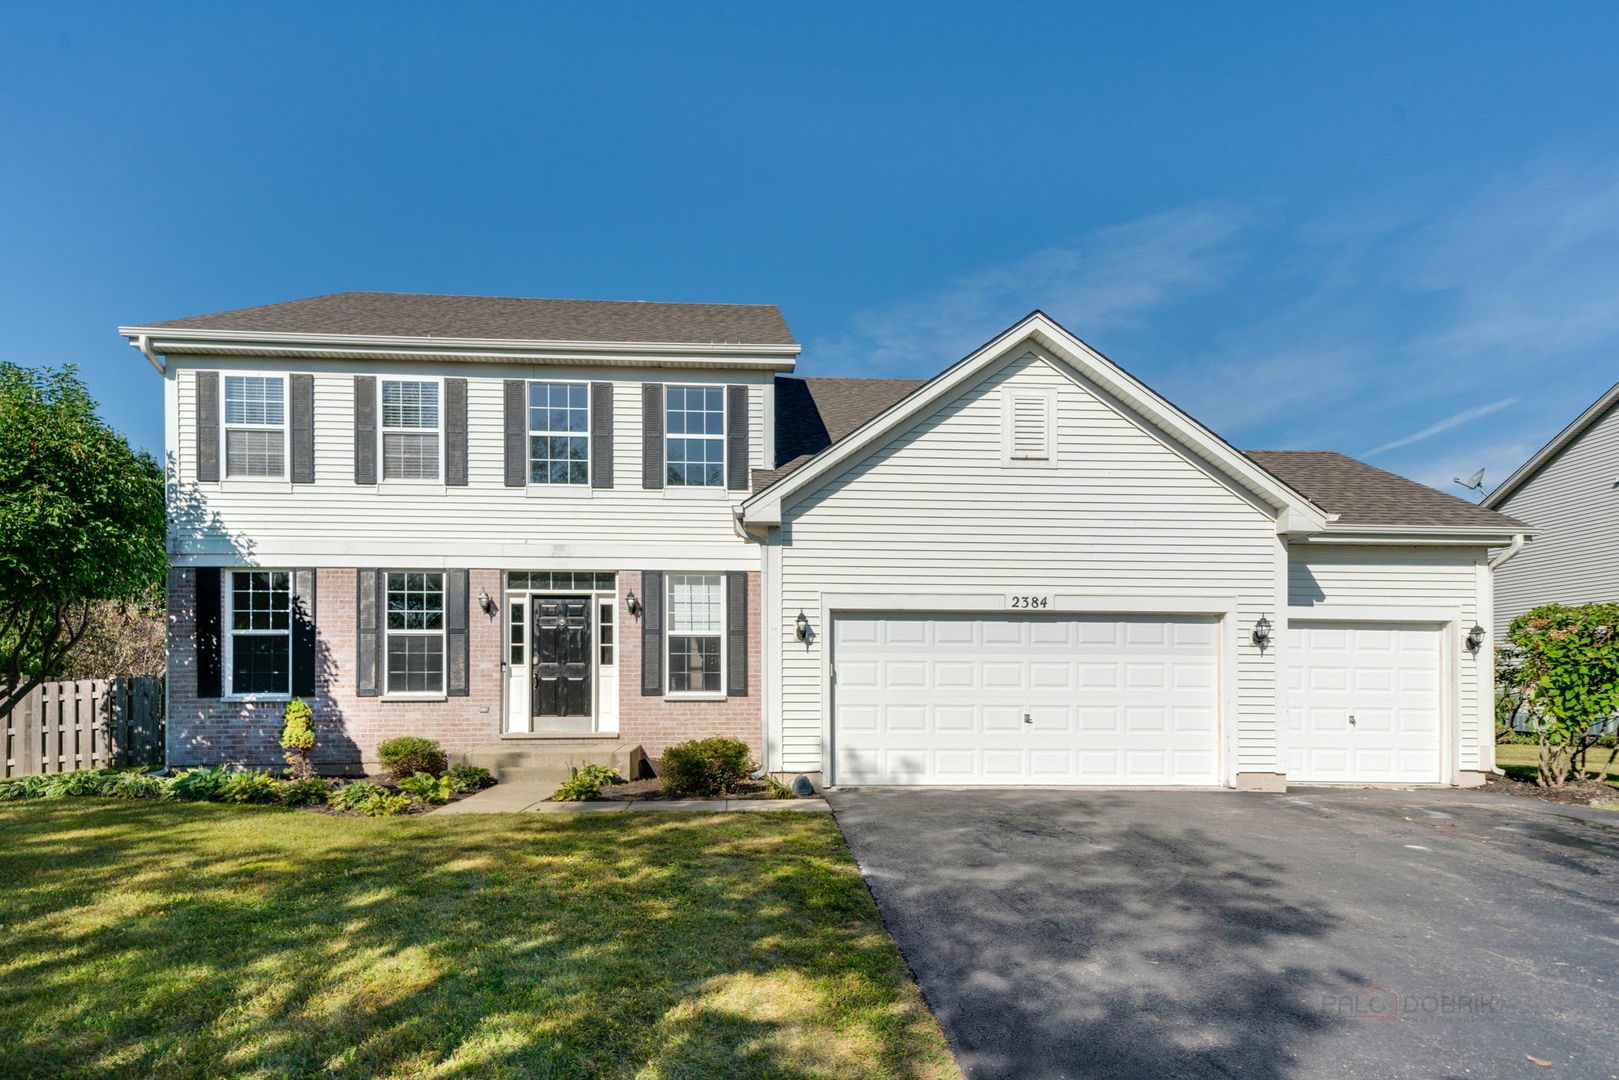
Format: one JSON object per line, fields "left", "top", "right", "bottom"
{"left": 1244, "top": 450, "right": 1528, "bottom": 530}
{"left": 753, "top": 376, "right": 925, "bottom": 490}
{"left": 136, "top": 291, "right": 797, "bottom": 346}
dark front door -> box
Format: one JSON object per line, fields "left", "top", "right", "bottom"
{"left": 532, "top": 596, "right": 592, "bottom": 726}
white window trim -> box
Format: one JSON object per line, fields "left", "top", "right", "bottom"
{"left": 665, "top": 572, "right": 726, "bottom": 697}
{"left": 526, "top": 379, "right": 592, "bottom": 487}
{"left": 382, "top": 569, "right": 449, "bottom": 699}
{"left": 221, "top": 568, "right": 293, "bottom": 701}
{"left": 598, "top": 598, "right": 616, "bottom": 669}
{"left": 377, "top": 376, "right": 446, "bottom": 484}
{"left": 220, "top": 372, "right": 290, "bottom": 482}
{"left": 1001, "top": 386, "right": 1057, "bottom": 466}
{"left": 664, "top": 383, "right": 727, "bottom": 489}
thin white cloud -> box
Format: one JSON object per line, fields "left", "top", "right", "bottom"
{"left": 814, "top": 203, "right": 1256, "bottom": 374}
{"left": 1364, "top": 397, "right": 1521, "bottom": 457}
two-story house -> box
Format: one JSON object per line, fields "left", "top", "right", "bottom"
{"left": 124, "top": 292, "right": 1529, "bottom": 789}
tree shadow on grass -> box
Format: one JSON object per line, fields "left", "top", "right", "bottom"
{"left": 0, "top": 802, "right": 956, "bottom": 1080}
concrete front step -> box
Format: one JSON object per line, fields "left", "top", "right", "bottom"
{"left": 456, "top": 740, "right": 646, "bottom": 786}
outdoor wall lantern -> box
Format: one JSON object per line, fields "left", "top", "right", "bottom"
{"left": 626, "top": 590, "right": 643, "bottom": 620}
{"left": 477, "top": 590, "right": 497, "bottom": 616}
{"left": 795, "top": 610, "right": 811, "bottom": 642}
{"left": 1251, "top": 615, "right": 1273, "bottom": 650}
{"left": 1465, "top": 624, "right": 1486, "bottom": 653}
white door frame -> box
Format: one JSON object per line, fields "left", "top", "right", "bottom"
{"left": 504, "top": 585, "right": 619, "bottom": 734}
{"left": 820, "top": 592, "right": 1240, "bottom": 788}
{"left": 1284, "top": 605, "right": 1463, "bottom": 785}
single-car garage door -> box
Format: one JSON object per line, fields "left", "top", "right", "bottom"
{"left": 831, "top": 613, "right": 1220, "bottom": 786}
{"left": 1284, "top": 621, "right": 1443, "bottom": 784}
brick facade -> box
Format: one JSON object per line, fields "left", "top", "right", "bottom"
{"left": 167, "top": 566, "right": 763, "bottom": 772}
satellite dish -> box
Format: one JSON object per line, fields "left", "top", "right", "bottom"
{"left": 1452, "top": 468, "right": 1487, "bottom": 496}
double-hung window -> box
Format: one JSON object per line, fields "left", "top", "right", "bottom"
{"left": 223, "top": 375, "right": 286, "bottom": 478}
{"left": 667, "top": 573, "right": 723, "bottom": 693}
{"left": 665, "top": 385, "right": 725, "bottom": 487}
{"left": 385, "top": 572, "right": 445, "bottom": 694}
{"left": 528, "top": 382, "right": 589, "bottom": 484}
{"left": 227, "top": 570, "right": 291, "bottom": 696}
{"left": 380, "top": 380, "right": 441, "bottom": 481}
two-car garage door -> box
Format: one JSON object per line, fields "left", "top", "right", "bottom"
{"left": 831, "top": 613, "right": 1221, "bottom": 786}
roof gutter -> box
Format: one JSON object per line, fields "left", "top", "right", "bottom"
{"left": 129, "top": 333, "right": 164, "bottom": 374}
{"left": 1488, "top": 532, "right": 1528, "bottom": 570}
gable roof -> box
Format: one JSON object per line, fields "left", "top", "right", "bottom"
{"left": 1482, "top": 379, "right": 1619, "bottom": 508}
{"left": 743, "top": 311, "right": 1328, "bottom": 533}
{"left": 1246, "top": 451, "right": 1527, "bottom": 530}
{"left": 129, "top": 291, "right": 796, "bottom": 346}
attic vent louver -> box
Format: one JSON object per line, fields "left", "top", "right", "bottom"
{"left": 1003, "top": 387, "right": 1055, "bottom": 463}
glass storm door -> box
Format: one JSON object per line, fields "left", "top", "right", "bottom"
{"left": 532, "top": 596, "right": 593, "bottom": 728}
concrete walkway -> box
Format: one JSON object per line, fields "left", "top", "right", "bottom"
{"left": 433, "top": 781, "right": 830, "bottom": 814}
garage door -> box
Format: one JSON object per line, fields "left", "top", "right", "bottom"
{"left": 831, "top": 614, "right": 1220, "bottom": 786}
{"left": 1284, "top": 622, "right": 1443, "bottom": 783}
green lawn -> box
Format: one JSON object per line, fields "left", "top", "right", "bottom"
{"left": 1494, "top": 742, "right": 1619, "bottom": 782}
{"left": 0, "top": 801, "right": 961, "bottom": 1080}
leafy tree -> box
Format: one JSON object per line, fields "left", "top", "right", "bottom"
{"left": 0, "top": 363, "right": 164, "bottom": 715}
{"left": 280, "top": 698, "right": 316, "bottom": 779}
{"left": 1505, "top": 603, "right": 1619, "bottom": 787}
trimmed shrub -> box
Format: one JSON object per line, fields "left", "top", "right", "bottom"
{"left": 281, "top": 698, "right": 316, "bottom": 779}
{"left": 659, "top": 738, "right": 753, "bottom": 798}
{"left": 446, "top": 764, "right": 495, "bottom": 793}
{"left": 218, "top": 771, "right": 284, "bottom": 804}
{"left": 551, "top": 764, "right": 621, "bottom": 802}
{"left": 398, "top": 772, "right": 454, "bottom": 805}
{"left": 279, "top": 778, "right": 330, "bottom": 806}
{"left": 377, "top": 737, "right": 447, "bottom": 780}
{"left": 166, "top": 765, "right": 228, "bottom": 802}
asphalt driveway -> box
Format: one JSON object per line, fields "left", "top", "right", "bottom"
{"left": 829, "top": 787, "right": 1619, "bottom": 1080}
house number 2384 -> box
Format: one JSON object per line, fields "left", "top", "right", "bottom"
{"left": 1008, "top": 595, "right": 1051, "bottom": 609}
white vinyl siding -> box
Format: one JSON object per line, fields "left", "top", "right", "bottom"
{"left": 169, "top": 363, "right": 769, "bottom": 566}
{"left": 1288, "top": 544, "right": 1488, "bottom": 771}
{"left": 772, "top": 347, "right": 1280, "bottom": 777}
{"left": 1491, "top": 399, "right": 1619, "bottom": 637}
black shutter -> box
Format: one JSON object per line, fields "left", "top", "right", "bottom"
{"left": 289, "top": 374, "right": 315, "bottom": 484}
{"left": 356, "top": 568, "right": 380, "bottom": 696}
{"left": 195, "top": 371, "right": 220, "bottom": 483}
{"left": 194, "top": 567, "right": 222, "bottom": 698}
{"left": 590, "top": 382, "right": 613, "bottom": 489}
{"left": 504, "top": 380, "right": 527, "bottom": 486}
{"left": 642, "top": 384, "right": 664, "bottom": 489}
{"left": 291, "top": 568, "right": 317, "bottom": 696}
{"left": 726, "top": 571, "right": 748, "bottom": 696}
{"left": 446, "top": 569, "right": 470, "bottom": 696}
{"left": 640, "top": 570, "right": 663, "bottom": 695}
{"left": 445, "top": 377, "right": 468, "bottom": 486}
{"left": 353, "top": 376, "right": 377, "bottom": 484}
{"left": 726, "top": 385, "right": 749, "bottom": 490}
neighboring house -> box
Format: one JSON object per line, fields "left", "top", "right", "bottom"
{"left": 122, "top": 294, "right": 1528, "bottom": 789}
{"left": 1483, "top": 380, "right": 1619, "bottom": 637}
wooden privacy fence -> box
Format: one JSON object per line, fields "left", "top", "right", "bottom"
{"left": 3, "top": 677, "right": 164, "bottom": 778}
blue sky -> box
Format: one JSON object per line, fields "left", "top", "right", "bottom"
{"left": 5, "top": 1, "right": 1619, "bottom": 495}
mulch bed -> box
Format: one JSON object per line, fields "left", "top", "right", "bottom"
{"left": 1483, "top": 772, "right": 1619, "bottom": 809}
{"left": 597, "top": 776, "right": 801, "bottom": 801}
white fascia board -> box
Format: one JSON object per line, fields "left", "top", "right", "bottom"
{"left": 1295, "top": 523, "right": 1532, "bottom": 546}
{"left": 741, "top": 311, "right": 1328, "bottom": 534}
{"left": 117, "top": 326, "right": 800, "bottom": 371}
{"left": 1482, "top": 377, "right": 1619, "bottom": 508}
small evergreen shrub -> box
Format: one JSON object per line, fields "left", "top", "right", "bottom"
{"left": 166, "top": 765, "right": 229, "bottom": 801}
{"left": 377, "top": 737, "right": 447, "bottom": 780}
{"left": 398, "top": 772, "right": 454, "bottom": 804}
{"left": 551, "top": 764, "right": 622, "bottom": 801}
{"left": 279, "top": 777, "right": 330, "bottom": 806}
{"left": 218, "top": 771, "right": 284, "bottom": 804}
{"left": 446, "top": 764, "right": 495, "bottom": 793}
{"left": 280, "top": 698, "right": 317, "bottom": 779}
{"left": 659, "top": 737, "right": 753, "bottom": 798}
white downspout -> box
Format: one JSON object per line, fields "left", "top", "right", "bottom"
{"left": 1488, "top": 533, "right": 1527, "bottom": 570}
{"left": 130, "top": 334, "right": 165, "bottom": 374}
